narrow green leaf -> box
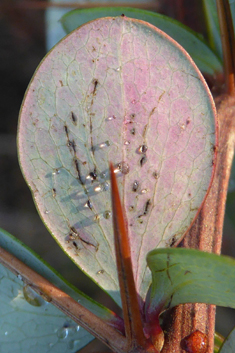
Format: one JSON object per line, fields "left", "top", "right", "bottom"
{"left": 214, "top": 332, "right": 224, "bottom": 352}
{"left": 203, "top": 0, "right": 235, "bottom": 60}
{"left": 203, "top": 0, "right": 222, "bottom": 58}
{"left": 147, "top": 248, "right": 235, "bottom": 315}
{"left": 60, "top": 7, "right": 222, "bottom": 75}
{"left": 218, "top": 326, "right": 235, "bottom": 352}
{"left": 0, "top": 228, "right": 122, "bottom": 352}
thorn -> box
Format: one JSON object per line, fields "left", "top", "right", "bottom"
{"left": 109, "top": 162, "right": 146, "bottom": 349}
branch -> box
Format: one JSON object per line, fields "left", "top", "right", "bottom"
{"left": 161, "top": 94, "right": 235, "bottom": 353}
{"left": 0, "top": 246, "right": 127, "bottom": 353}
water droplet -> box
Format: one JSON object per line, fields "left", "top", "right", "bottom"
{"left": 94, "top": 185, "right": 102, "bottom": 192}
{"left": 131, "top": 99, "right": 136, "bottom": 104}
{"left": 23, "top": 285, "right": 44, "bottom": 307}
{"left": 116, "top": 161, "right": 130, "bottom": 175}
{"left": 116, "top": 67, "right": 121, "bottom": 71}
{"left": 137, "top": 144, "right": 148, "bottom": 154}
{"left": 100, "top": 171, "right": 107, "bottom": 179}
{"left": 124, "top": 140, "right": 130, "bottom": 145}
{"left": 140, "top": 188, "right": 148, "bottom": 194}
{"left": 99, "top": 140, "right": 110, "bottom": 148}
{"left": 132, "top": 180, "right": 139, "bottom": 192}
{"left": 106, "top": 115, "right": 116, "bottom": 121}
{"left": 40, "top": 292, "right": 52, "bottom": 303}
{"left": 52, "top": 168, "right": 61, "bottom": 175}
{"left": 68, "top": 339, "right": 81, "bottom": 350}
{"left": 45, "top": 210, "right": 49, "bottom": 214}
{"left": 57, "top": 327, "right": 69, "bottom": 339}
{"left": 5, "top": 331, "right": 8, "bottom": 336}
{"left": 17, "top": 274, "right": 23, "bottom": 281}
{"left": 103, "top": 210, "right": 111, "bottom": 219}
{"left": 103, "top": 182, "right": 110, "bottom": 191}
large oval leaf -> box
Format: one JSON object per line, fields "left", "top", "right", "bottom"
{"left": 60, "top": 7, "right": 223, "bottom": 75}
{"left": 18, "top": 16, "right": 217, "bottom": 305}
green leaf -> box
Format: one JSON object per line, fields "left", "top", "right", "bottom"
{"left": 218, "top": 326, "right": 235, "bottom": 353}
{"left": 18, "top": 16, "right": 216, "bottom": 306}
{"left": 203, "top": 0, "right": 235, "bottom": 60}
{"left": 60, "top": 7, "right": 222, "bottom": 75}
{"left": 147, "top": 248, "right": 235, "bottom": 316}
{"left": 214, "top": 332, "right": 224, "bottom": 353}
{"left": 0, "top": 228, "right": 121, "bottom": 352}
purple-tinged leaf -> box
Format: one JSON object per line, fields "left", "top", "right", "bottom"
{"left": 18, "top": 16, "right": 217, "bottom": 305}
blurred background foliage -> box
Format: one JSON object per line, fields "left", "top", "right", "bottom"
{"left": 0, "top": 1, "right": 235, "bottom": 350}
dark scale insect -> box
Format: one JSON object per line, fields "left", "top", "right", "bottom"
{"left": 71, "top": 111, "right": 77, "bottom": 125}
{"left": 130, "top": 128, "right": 135, "bottom": 135}
{"left": 84, "top": 200, "right": 93, "bottom": 210}
{"left": 64, "top": 125, "right": 69, "bottom": 137}
{"left": 140, "top": 155, "right": 147, "bottom": 167}
{"left": 72, "top": 241, "right": 79, "bottom": 250}
{"left": 68, "top": 139, "right": 76, "bottom": 154}
{"left": 70, "top": 226, "right": 79, "bottom": 236}
{"left": 137, "top": 144, "right": 148, "bottom": 154}
{"left": 132, "top": 180, "right": 139, "bottom": 192}
{"left": 88, "top": 171, "right": 97, "bottom": 181}
{"left": 143, "top": 199, "right": 151, "bottom": 215}
{"left": 74, "top": 158, "right": 83, "bottom": 185}
{"left": 92, "top": 79, "right": 99, "bottom": 94}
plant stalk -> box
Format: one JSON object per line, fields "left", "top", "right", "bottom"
{"left": 0, "top": 246, "right": 127, "bottom": 353}
{"left": 161, "top": 94, "right": 235, "bottom": 353}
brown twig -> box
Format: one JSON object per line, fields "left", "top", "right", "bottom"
{"left": 0, "top": 245, "right": 127, "bottom": 353}
{"left": 161, "top": 94, "right": 235, "bottom": 353}
{"left": 161, "top": 1, "right": 235, "bottom": 351}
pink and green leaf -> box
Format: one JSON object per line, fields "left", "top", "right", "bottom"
{"left": 60, "top": 7, "right": 222, "bottom": 75}
{"left": 18, "top": 16, "right": 217, "bottom": 305}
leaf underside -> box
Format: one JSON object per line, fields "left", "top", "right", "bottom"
{"left": 61, "top": 7, "right": 223, "bottom": 75}
{"left": 18, "top": 16, "right": 217, "bottom": 306}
